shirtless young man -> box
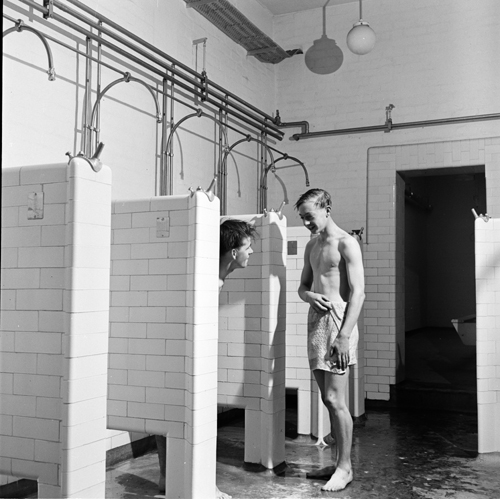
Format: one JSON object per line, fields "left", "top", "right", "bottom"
{"left": 296, "top": 188, "right": 365, "bottom": 492}
{"left": 156, "top": 219, "right": 256, "bottom": 499}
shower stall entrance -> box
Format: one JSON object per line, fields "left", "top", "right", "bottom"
{"left": 399, "top": 167, "right": 486, "bottom": 413}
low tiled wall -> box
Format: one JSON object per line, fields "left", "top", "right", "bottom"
{"left": 1, "top": 159, "right": 112, "bottom": 498}
{"left": 475, "top": 217, "right": 500, "bottom": 454}
{"left": 218, "top": 212, "right": 286, "bottom": 469}
{"left": 107, "top": 191, "right": 220, "bottom": 498}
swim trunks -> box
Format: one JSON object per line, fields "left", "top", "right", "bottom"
{"left": 307, "top": 302, "right": 358, "bottom": 374}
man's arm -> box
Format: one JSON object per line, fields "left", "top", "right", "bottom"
{"left": 298, "top": 240, "right": 332, "bottom": 312}
{"left": 339, "top": 235, "right": 365, "bottom": 337}
{"left": 330, "top": 236, "right": 365, "bottom": 369}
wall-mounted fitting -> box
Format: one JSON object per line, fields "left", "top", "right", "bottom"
{"left": 66, "top": 142, "right": 105, "bottom": 172}
{"left": 471, "top": 208, "right": 490, "bottom": 222}
{"left": 385, "top": 104, "right": 395, "bottom": 133}
{"left": 27, "top": 192, "right": 44, "bottom": 220}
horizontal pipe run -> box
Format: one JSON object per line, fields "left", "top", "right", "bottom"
{"left": 291, "top": 113, "right": 500, "bottom": 140}
{"left": 51, "top": 0, "right": 282, "bottom": 135}
{"left": 65, "top": 0, "right": 277, "bottom": 125}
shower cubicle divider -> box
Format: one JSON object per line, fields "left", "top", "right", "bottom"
{"left": 0, "top": 159, "right": 113, "bottom": 498}
{"left": 218, "top": 212, "right": 287, "bottom": 470}
{"left": 107, "top": 191, "right": 220, "bottom": 499}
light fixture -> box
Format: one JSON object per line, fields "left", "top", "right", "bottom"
{"left": 305, "top": 0, "right": 343, "bottom": 75}
{"left": 346, "top": 0, "right": 376, "bottom": 55}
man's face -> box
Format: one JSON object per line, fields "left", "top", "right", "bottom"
{"left": 233, "top": 237, "right": 253, "bottom": 268}
{"left": 298, "top": 200, "right": 329, "bottom": 234}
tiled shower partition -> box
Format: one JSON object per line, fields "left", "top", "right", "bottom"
{"left": 475, "top": 217, "right": 500, "bottom": 454}
{"left": 107, "top": 191, "right": 220, "bottom": 498}
{"left": 218, "top": 212, "right": 286, "bottom": 469}
{"left": 1, "top": 159, "right": 112, "bottom": 498}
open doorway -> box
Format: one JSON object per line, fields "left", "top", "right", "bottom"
{"left": 399, "top": 166, "right": 486, "bottom": 413}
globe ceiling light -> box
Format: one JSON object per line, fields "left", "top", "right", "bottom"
{"left": 305, "top": 0, "right": 343, "bottom": 75}
{"left": 346, "top": 0, "right": 376, "bottom": 55}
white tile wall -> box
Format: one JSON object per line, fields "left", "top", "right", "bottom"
{"left": 218, "top": 212, "right": 286, "bottom": 469}
{"left": 364, "top": 137, "right": 500, "bottom": 411}
{"left": 475, "top": 217, "right": 500, "bottom": 453}
{"left": 1, "top": 159, "right": 112, "bottom": 498}
{"left": 108, "top": 191, "right": 220, "bottom": 498}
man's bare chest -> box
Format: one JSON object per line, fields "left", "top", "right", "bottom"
{"left": 310, "top": 240, "right": 342, "bottom": 271}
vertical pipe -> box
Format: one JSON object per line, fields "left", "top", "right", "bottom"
{"left": 82, "top": 36, "right": 93, "bottom": 155}
{"left": 217, "top": 108, "right": 223, "bottom": 201}
{"left": 159, "top": 77, "right": 168, "bottom": 197}
{"left": 221, "top": 96, "right": 229, "bottom": 215}
{"left": 95, "top": 23, "right": 102, "bottom": 154}
{"left": 259, "top": 132, "right": 267, "bottom": 213}
{"left": 167, "top": 66, "right": 175, "bottom": 196}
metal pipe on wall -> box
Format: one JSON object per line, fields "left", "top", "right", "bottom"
{"left": 3, "top": 19, "right": 56, "bottom": 81}
{"left": 291, "top": 113, "right": 500, "bottom": 140}
{"left": 6, "top": 0, "right": 314, "bottom": 205}
{"left": 64, "top": 0, "right": 278, "bottom": 126}
{"left": 19, "top": 0, "right": 283, "bottom": 140}
{"left": 82, "top": 36, "right": 93, "bottom": 155}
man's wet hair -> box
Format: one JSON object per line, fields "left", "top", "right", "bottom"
{"left": 294, "top": 188, "right": 332, "bottom": 211}
{"left": 220, "top": 219, "right": 258, "bottom": 257}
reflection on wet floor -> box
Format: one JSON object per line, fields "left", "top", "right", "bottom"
{"left": 105, "top": 405, "right": 500, "bottom": 499}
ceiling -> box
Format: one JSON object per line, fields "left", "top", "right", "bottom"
{"left": 255, "top": 0, "right": 358, "bottom": 16}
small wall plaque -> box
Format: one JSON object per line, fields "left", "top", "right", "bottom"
{"left": 28, "top": 192, "right": 44, "bottom": 220}
{"left": 156, "top": 216, "right": 170, "bottom": 238}
{"left": 287, "top": 240, "right": 297, "bottom": 255}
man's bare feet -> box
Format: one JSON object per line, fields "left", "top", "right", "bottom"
{"left": 216, "top": 485, "right": 231, "bottom": 499}
{"left": 306, "top": 465, "right": 336, "bottom": 480}
{"left": 321, "top": 468, "right": 353, "bottom": 492}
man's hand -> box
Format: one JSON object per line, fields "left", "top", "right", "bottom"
{"left": 306, "top": 292, "right": 333, "bottom": 313}
{"left": 329, "top": 334, "right": 350, "bottom": 370}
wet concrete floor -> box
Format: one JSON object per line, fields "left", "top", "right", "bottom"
{"left": 105, "top": 406, "right": 500, "bottom": 499}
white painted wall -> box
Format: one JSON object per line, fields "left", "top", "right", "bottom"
{"left": 2, "top": 0, "right": 276, "bottom": 213}
{"left": 272, "top": 0, "right": 500, "bottom": 229}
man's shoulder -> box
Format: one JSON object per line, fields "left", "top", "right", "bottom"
{"left": 338, "top": 233, "right": 362, "bottom": 259}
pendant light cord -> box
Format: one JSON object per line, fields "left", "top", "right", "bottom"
{"left": 322, "top": 0, "right": 331, "bottom": 36}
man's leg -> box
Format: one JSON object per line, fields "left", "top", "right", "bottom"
{"left": 317, "top": 368, "right": 353, "bottom": 492}
{"left": 306, "top": 370, "right": 336, "bottom": 479}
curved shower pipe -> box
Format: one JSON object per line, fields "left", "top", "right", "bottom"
{"left": 3, "top": 19, "right": 56, "bottom": 81}
{"left": 88, "top": 72, "right": 162, "bottom": 155}
{"left": 221, "top": 135, "right": 276, "bottom": 214}
{"left": 161, "top": 109, "right": 230, "bottom": 196}
{"left": 265, "top": 170, "right": 289, "bottom": 217}
{"left": 261, "top": 154, "right": 310, "bottom": 213}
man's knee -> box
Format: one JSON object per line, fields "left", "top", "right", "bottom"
{"left": 322, "top": 393, "right": 346, "bottom": 412}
